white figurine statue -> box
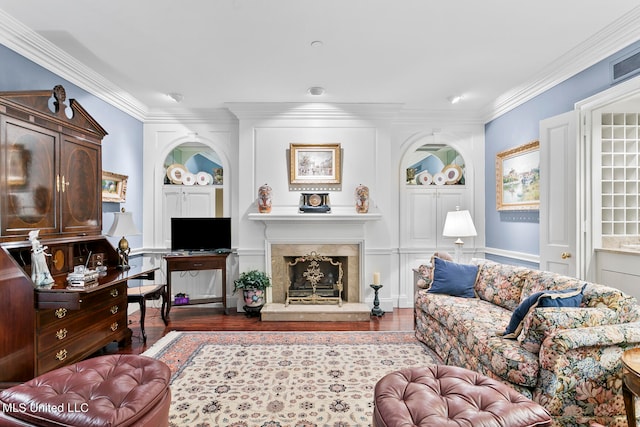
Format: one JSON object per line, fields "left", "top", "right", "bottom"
{"left": 29, "top": 230, "right": 54, "bottom": 288}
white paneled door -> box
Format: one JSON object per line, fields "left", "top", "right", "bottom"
{"left": 539, "top": 111, "right": 578, "bottom": 277}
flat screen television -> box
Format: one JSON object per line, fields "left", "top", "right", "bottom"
{"left": 170, "top": 217, "right": 231, "bottom": 253}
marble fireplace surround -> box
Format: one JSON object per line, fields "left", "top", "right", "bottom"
{"left": 249, "top": 207, "right": 382, "bottom": 307}
{"left": 270, "top": 243, "right": 361, "bottom": 304}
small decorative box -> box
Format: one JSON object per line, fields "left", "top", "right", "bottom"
{"left": 174, "top": 293, "right": 189, "bottom": 305}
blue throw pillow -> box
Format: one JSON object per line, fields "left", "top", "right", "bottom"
{"left": 538, "top": 286, "right": 585, "bottom": 307}
{"left": 502, "top": 292, "right": 544, "bottom": 339}
{"left": 502, "top": 284, "right": 585, "bottom": 339}
{"left": 427, "top": 257, "right": 478, "bottom": 298}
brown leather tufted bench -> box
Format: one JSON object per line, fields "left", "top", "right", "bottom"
{"left": 0, "top": 354, "right": 171, "bottom": 427}
{"left": 373, "top": 365, "right": 552, "bottom": 427}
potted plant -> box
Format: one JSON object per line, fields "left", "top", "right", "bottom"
{"left": 233, "top": 269, "right": 271, "bottom": 309}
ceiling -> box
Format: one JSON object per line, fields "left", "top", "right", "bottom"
{"left": 1, "top": 1, "right": 640, "bottom": 121}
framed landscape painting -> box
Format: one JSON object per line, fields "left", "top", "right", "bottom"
{"left": 496, "top": 140, "right": 540, "bottom": 211}
{"left": 289, "top": 143, "right": 341, "bottom": 184}
{"left": 102, "top": 171, "right": 128, "bottom": 202}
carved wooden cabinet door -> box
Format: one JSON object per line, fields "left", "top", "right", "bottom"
{"left": 60, "top": 136, "right": 101, "bottom": 235}
{"left": 1, "top": 117, "right": 58, "bottom": 236}
{"left": 0, "top": 86, "right": 107, "bottom": 242}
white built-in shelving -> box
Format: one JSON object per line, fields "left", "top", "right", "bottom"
{"left": 601, "top": 112, "right": 639, "bottom": 236}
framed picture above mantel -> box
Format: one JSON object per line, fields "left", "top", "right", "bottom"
{"left": 495, "top": 140, "right": 540, "bottom": 211}
{"left": 289, "top": 143, "right": 341, "bottom": 185}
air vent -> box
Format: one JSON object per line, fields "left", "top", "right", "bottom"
{"left": 611, "top": 48, "right": 640, "bottom": 83}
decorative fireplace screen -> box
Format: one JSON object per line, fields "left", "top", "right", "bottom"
{"left": 286, "top": 251, "right": 343, "bottom": 306}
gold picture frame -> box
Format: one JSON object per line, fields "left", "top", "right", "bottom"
{"left": 496, "top": 140, "right": 540, "bottom": 211}
{"left": 102, "top": 171, "right": 128, "bottom": 202}
{"left": 289, "top": 143, "right": 341, "bottom": 184}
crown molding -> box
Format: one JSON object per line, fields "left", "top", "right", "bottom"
{"left": 225, "top": 102, "right": 403, "bottom": 122}
{"left": 394, "top": 108, "right": 483, "bottom": 127}
{"left": 144, "top": 108, "right": 237, "bottom": 125}
{"left": 482, "top": 6, "right": 640, "bottom": 123}
{"left": 0, "top": 9, "right": 148, "bottom": 121}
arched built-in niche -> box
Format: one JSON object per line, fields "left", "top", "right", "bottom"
{"left": 399, "top": 132, "right": 475, "bottom": 252}
{"left": 154, "top": 138, "right": 231, "bottom": 250}
{"left": 405, "top": 143, "right": 466, "bottom": 186}
{"left": 164, "top": 142, "right": 224, "bottom": 193}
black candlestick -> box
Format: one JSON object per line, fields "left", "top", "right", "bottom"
{"left": 370, "top": 284, "right": 384, "bottom": 317}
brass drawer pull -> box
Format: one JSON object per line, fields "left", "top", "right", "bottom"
{"left": 110, "top": 289, "right": 119, "bottom": 297}
{"left": 55, "top": 308, "right": 67, "bottom": 319}
{"left": 110, "top": 322, "right": 118, "bottom": 332}
{"left": 56, "top": 328, "right": 68, "bottom": 340}
{"left": 55, "top": 349, "right": 68, "bottom": 361}
{"left": 110, "top": 305, "right": 119, "bottom": 314}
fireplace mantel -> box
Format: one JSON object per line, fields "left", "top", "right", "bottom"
{"left": 248, "top": 206, "right": 382, "bottom": 223}
{"left": 250, "top": 206, "right": 380, "bottom": 312}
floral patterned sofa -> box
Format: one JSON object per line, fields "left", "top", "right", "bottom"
{"left": 414, "top": 256, "right": 640, "bottom": 427}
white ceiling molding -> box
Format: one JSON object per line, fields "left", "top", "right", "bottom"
{"left": 394, "top": 108, "right": 484, "bottom": 127}
{"left": 225, "top": 102, "right": 403, "bottom": 122}
{"left": 0, "top": 9, "right": 148, "bottom": 121}
{"left": 144, "top": 108, "right": 237, "bottom": 125}
{"left": 482, "top": 7, "right": 640, "bottom": 122}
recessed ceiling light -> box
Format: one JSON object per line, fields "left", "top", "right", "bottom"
{"left": 448, "top": 95, "right": 463, "bottom": 104}
{"left": 310, "top": 40, "right": 324, "bottom": 48}
{"left": 168, "top": 92, "right": 184, "bottom": 103}
{"left": 308, "top": 86, "right": 325, "bottom": 96}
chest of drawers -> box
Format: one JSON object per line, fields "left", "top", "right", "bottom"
{"left": 35, "top": 282, "right": 128, "bottom": 375}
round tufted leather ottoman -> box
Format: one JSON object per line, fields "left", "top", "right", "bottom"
{"left": 373, "top": 365, "right": 552, "bottom": 427}
{"left": 0, "top": 354, "right": 171, "bottom": 427}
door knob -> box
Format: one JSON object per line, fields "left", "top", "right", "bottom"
{"left": 561, "top": 252, "right": 571, "bottom": 259}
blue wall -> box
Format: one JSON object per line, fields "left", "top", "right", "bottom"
{"left": 485, "top": 40, "right": 640, "bottom": 261}
{"left": 0, "top": 44, "right": 145, "bottom": 250}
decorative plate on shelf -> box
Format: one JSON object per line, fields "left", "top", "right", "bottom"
{"left": 442, "top": 164, "right": 462, "bottom": 184}
{"left": 182, "top": 172, "right": 196, "bottom": 186}
{"left": 167, "top": 164, "right": 186, "bottom": 184}
{"left": 196, "top": 172, "right": 210, "bottom": 185}
{"left": 433, "top": 172, "right": 447, "bottom": 186}
{"left": 416, "top": 171, "right": 433, "bottom": 185}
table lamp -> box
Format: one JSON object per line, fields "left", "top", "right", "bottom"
{"left": 106, "top": 208, "right": 140, "bottom": 269}
{"left": 442, "top": 206, "right": 477, "bottom": 263}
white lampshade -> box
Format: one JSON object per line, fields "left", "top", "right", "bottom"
{"left": 443, "top": 207, "right": 476, "bottom": 263}
{"left": 106, "top": 211, "right": 140, "bottom": 270}
{"left": 106, "top": 212, "right": 140, "bottom": 237}
{"left": 442, "top": 207, "right": 477, "bottom": 239}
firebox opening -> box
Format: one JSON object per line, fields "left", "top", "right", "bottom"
{"left": 269, "top": 243, "right": 361, "bottom": 306}
{"left": 285, "top": 252, "right": 348, "bottom": 306}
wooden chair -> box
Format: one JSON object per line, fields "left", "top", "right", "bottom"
{"left": 127, "top": 284, "right": 168, "bottom": 342}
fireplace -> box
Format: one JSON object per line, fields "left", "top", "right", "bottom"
{"left": 286, "top": 251, "right": 344, "bottom": 306}
{"left": 270, "top": 243, "right": 361, "bottom": 305}
{"left": 248, "top": 208, "right": 381, "bottom": 320}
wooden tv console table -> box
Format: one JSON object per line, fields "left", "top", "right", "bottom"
{"left": 164, "top": 253, "right": 230, "bottom": 316}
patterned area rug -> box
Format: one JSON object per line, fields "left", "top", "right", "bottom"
{"left": 143, "top": 331, "right": 441, "bottom": 427}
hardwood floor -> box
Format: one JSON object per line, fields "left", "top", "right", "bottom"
{"left": 113, "top": 305, "right": 416, "bottom": 355}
